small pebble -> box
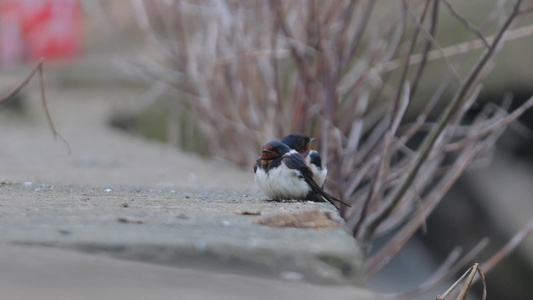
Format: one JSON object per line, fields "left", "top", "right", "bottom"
{"left": 176, "top": 213, "right": 189, "bottom": 219}
{"left": 193, "top": 241, "right": 207, "bottom": 252}
{"left": 280, "top": 271, "right": 303, "bottom": 281}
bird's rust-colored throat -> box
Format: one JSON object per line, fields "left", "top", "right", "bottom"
{"left": 261, "top": 146, "right": 279, "bottom": 161}
{"left": 301, "top": 144, "right": 311, "bottom": 155}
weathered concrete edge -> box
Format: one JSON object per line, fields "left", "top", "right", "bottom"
{"left": 12, "top": 238, "right": 363, "bottom": 285}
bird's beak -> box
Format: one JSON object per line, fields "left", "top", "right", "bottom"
{"left": 310, "top": 138, "right": 316, "bottom": 143}
{"left": 262, "top": 149, "right": 274, "bottom": 153}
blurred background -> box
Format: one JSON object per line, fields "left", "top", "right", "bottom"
{"left": 2, "top": 0, "right": 533, "bottom": 299}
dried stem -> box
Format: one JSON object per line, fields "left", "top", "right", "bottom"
{"left": 481, "top": 219, "right": 533, "bottom": 273}
{"left": 0, "top": 59, "right": 44, "bottom": 104}
{"left": 0, "top": 59, "right": 69, "bottom": 152}
{"left": 409, "top": 0, "right": 439, "bottom": 99}
{"left": 379, "top": 23, "right": 533, "bottom": 74}
{"left": 442, "top": 0, "right": 490, "bottom": 48}
{"left": 437, "top": 263, "right": 486, "bottom": 300}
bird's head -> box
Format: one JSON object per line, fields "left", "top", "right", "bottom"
{"left": 261, "top": 140, "right": 290, "bottom": 161}
{"left": 281, "top": 133, "right": 315, "bottom": 154}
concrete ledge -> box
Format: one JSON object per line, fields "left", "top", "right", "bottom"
{"left": 0, "top": 183, "right": 364, "bottom": 285}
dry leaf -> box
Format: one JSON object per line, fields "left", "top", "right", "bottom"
{"left": 254, "top": 209, "right": 340, "bottom": 228}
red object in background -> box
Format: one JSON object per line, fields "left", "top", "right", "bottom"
{"left": 0, "top": 0, "right": 83, "bottom": 65}
{"left": 0, "top": 0, "right": 24, "bottom": 64}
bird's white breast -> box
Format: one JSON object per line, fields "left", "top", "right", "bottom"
{"left": 309, "top": 165, "right": 327, "bottom": 188}
{"left": 254, "top": 162, "right": 311, "bottom": 200}
{"left": 306, "top": 150, "right": 327, "bottom": 187}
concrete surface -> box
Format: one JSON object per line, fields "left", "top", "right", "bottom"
{"left": 0, "top": 244, "right": 375, "bottom": 300}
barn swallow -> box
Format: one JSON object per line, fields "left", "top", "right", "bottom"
{"left": 254, "top": 141, "right": 350, "bottom": 209}
{"left": 281, "top": 134, "right": 327, "bottom": 188}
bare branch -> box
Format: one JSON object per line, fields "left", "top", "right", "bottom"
{"left": 0, "top": 59, "right": 44, "bottom": 104}
{"left": 269, "top": 0, "right": 317, "bottom": 96}
{"left": 390, "top": 0, "right": 430, "bottom": 121}
{"left": 0, "top": 59, "right": 70, "bottom": 152}
{"left": 343, "top": 0, "right": 376, "bottom": 66}
{"left": 442, "top": 0, "right": 490, "bottom": 48}
{"left": 409, "top": 0, "right": 439, "bottom": 99}
{"left": 379, "top": 23, "right": 533, "bottom": 74}
{"left": 481, "top": 219, "right": 533, "bottom": 273}
{"left": 437, "top": 263, "right": 486, "bottom": 300}
{"left": 518, "top": 7, "right": 533, "bottom": 15}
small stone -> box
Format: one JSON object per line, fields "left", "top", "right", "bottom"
{"left": 177, "top": 213, "right": 189, "bottom": 219}
{"left": 280, "top": 271, "right": 304, "bottom": 281}
{"left": 117, "top": 217, "right": 143, "bottom": 224}
{"left": 193, "top": 241, "right": 207, "bottom": 252}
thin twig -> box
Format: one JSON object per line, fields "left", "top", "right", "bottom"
{"left": 0, "top": 59, "right": 44, "bottom": 104}
{"left": 458, "top": 264, "right": 484, "bottom": 300}
{"left": 480, "top": 219, "right": 533, "bottom": 273}
{"left": 38, "top": 62, "right": 57, "bottom": 138}
{"left": 378, "top": 22, "right": 533, "bottom": 74}
{"left": 343, "top": 0, "right": 375, "bottom": 66}
{"left": 0, "top": 59, "right": 70, "bottom": 153}
{"left": 518, "top": 7, "right": 533, "bottom": 15}
{"left": 353, "top": 132, "right": 392, "bottom": 236}
{"left": 269, "top": 0, "right": 317, "bottom": 100}
{"left": 405, "top": 0, "right": 464, "bottom": 84}
{"left": 445, "top": 93, "right": 533, "bottom": 152}
{"left": 390, "top": 0, "right": 429, "bottom": 121}
{"left": 437, "top": 263, "right": 485, "bottom": 300}
{"left": 409, "top": 0, "right": 439, "bottom": 99}
{"left": 333, "top": 0, "right": 357, "bottom": 67}
{"left": 442, "top": 0, "right": 490, "bottom": 48}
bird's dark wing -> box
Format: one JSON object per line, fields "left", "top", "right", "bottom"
{"left": 282, "top": 153, "right": 351, "bottom": 208}
{"left": 282, "top": 152, "right": 314, "bottom": 178}
{"left": 303, "top": 174, "right": 352, "bottom": 209}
